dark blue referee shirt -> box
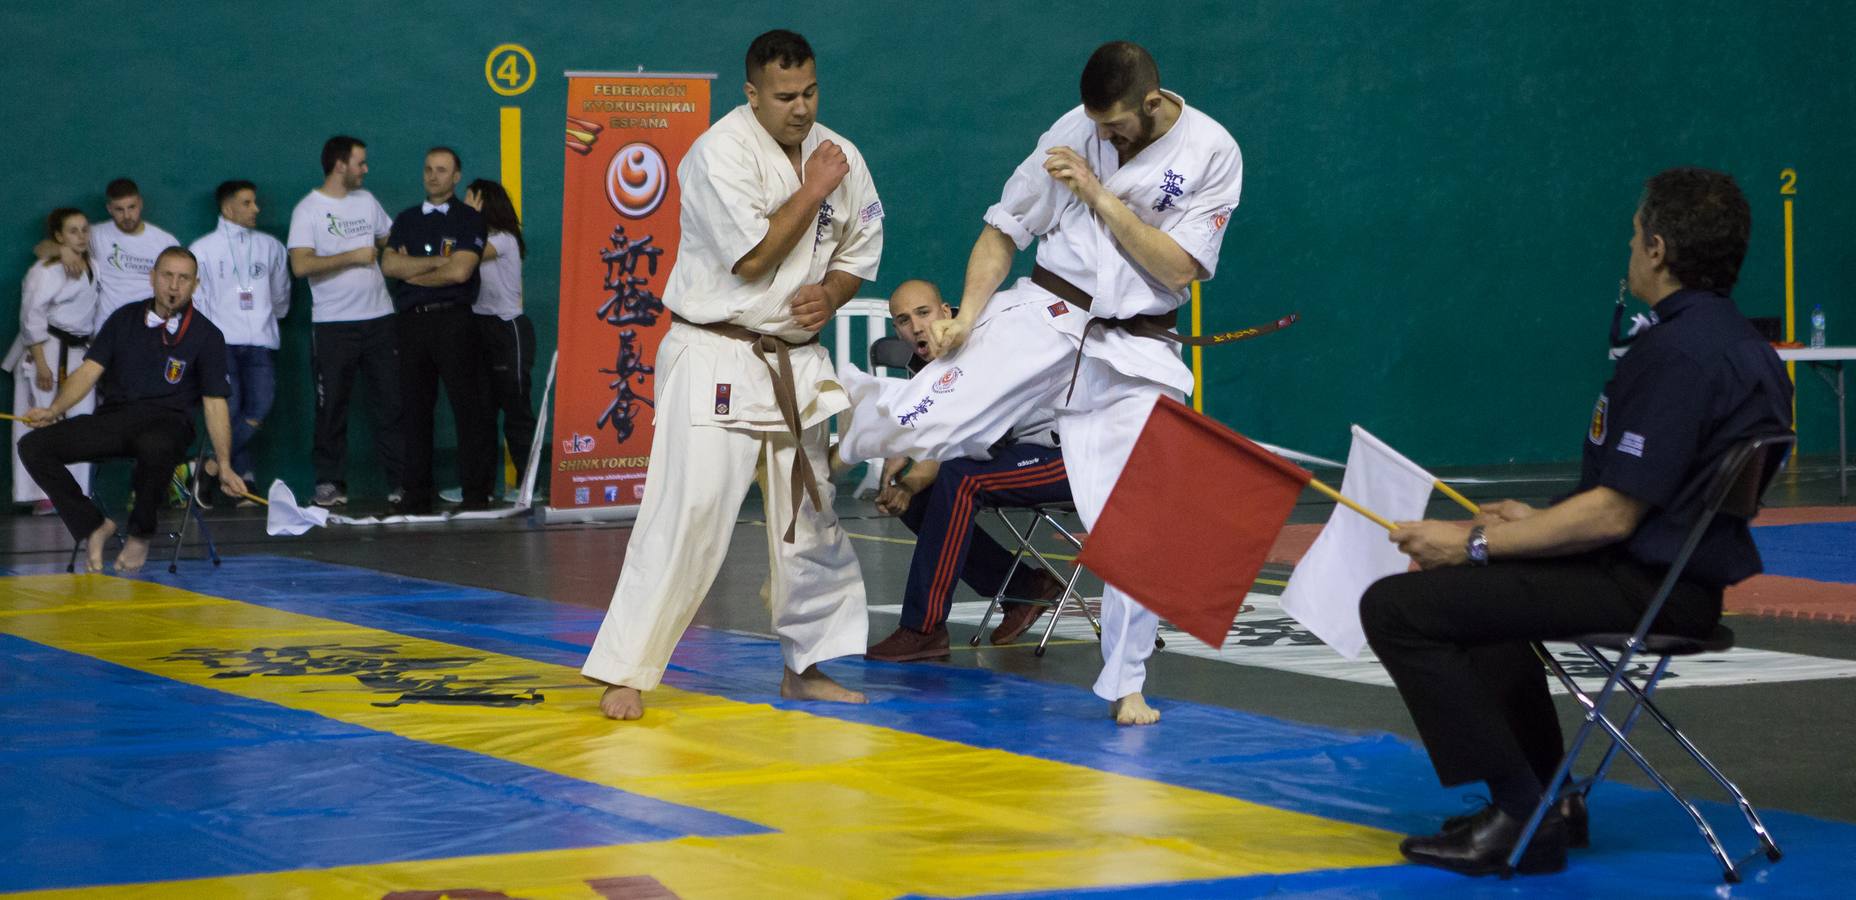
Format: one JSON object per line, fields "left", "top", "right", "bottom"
{"left": 86, "top": 300, "right": 230, "bottom": 414}
{"left": 1578, "top": 288, "right": 1793, "bottom": 586}
{"left": 387, "top": 197, "right": 486, "bottom": 312}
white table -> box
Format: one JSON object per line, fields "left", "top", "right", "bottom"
{"left": 1778, "top": 347, "right": 1856, "bottom": 499}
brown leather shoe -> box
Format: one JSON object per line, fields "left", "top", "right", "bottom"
{"left": 865, "top": 626, "right": 950, "bottom": 662}
{"left": 990, "top": 601, "right": 1049, "bottom": 645}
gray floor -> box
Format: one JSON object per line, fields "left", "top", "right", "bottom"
{"left": 5, "top": 457, "right": 1853, "bottom": 826}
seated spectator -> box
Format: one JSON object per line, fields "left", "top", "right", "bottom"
{"left": 8, "top": 208, "right": 100, "bottom": 514}
{"left": 865, "top": 280, "right": 1067, "bottom": 663}
{"left": 19, "top": 247, "right": 245, "bottom": 573}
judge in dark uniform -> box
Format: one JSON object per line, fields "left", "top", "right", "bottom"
{"left": 1360, "top": 167, "right": 1792, "bottom": 876}
{"left": 380, "top": 146, "right": 496, "bottom": 513}
{"left": 20, "top": 247, "right": 247, "bottom": 573}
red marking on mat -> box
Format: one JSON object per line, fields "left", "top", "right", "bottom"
{"left": 1726, "top": 573, "right": 1856, "bottom": 623}
{"left": 586, "top": 875, "right": 680, "bottom": 899}
{"left": 1753, "top": 505, "right": 1856, "bottom": 526}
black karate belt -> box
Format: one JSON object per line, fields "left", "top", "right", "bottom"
{"left": 672, "top": 314, "right": 823, "bottom": 543}
{"left": 47, "top": 326, "right": 90, "bottom": 388}
{"left": 1030, "top": 264, "right": 1300, "bottom": 402}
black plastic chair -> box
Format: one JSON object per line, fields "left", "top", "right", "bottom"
{"left": 1507, "top": 432, "right": 1795, "bottom": 882}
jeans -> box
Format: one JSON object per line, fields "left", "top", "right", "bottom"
{"left": 225, "top": 344, "right": 275, "bottom": 477}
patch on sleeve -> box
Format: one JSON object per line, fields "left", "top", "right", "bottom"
{"left": 859, "top": 200, "right": 884, "bottom": 223}
{"left": 1212, "top": 206, "right": 1233, "bottom": 231}
{"left": 714, "top": 383, "right": 732, "bottom": 415}
{"left": 1618, "top": 431, "right": 1646, "bottom": 458}
{"left": 1588, "top": 394, "right": 1608, "bottom": 445}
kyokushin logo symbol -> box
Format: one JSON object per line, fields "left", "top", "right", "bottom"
{"left": 607, "top": 142, "right": 668, "bottom": 218}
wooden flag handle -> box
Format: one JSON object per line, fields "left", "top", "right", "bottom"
{"left": 240, "top": 492, "right": 270, "bottom": 507}
{"left": 1433, "top": 480, "right": 1481, "bottom": 515}
{"left": 1306, "top": 477, "right": 1396, "bottom": 531}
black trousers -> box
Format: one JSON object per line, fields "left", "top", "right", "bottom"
{"left": 18, "top": 404, "right": 193, "bottom": 540}
{"left": 1359, "top": 550, "right": 1722, "bottom": 789}
{"left": 475, "top": 313, "right": 538, "bottom": 475}
{"left": 398, "top": 304, "right": 497, "bottom": 509}
{"left": 311, "top": 316, "right": 404, "bottom": 489}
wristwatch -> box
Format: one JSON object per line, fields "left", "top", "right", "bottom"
{"left": 1465, "top": 526, "right": 1490, "bottom": 566}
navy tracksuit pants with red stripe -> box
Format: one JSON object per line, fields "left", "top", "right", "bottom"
{"left": 897, "top": 442, "right": 1071, "bottom": 633}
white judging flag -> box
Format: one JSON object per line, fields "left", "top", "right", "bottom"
{"left": 266, "top": 479, "right": 330, "bottom": 536}
{"left": 1279, "top": 426, "right": 1437, "bottom": 658}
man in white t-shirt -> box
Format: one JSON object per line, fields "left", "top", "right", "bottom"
{"left": 191, "top": 179, "right": 291, "bottom": 496}
{"left": 286, "top": 135, "right": 404, "bottom": 507}
{"left": 36, "top": 178, "right": 179, "bottom": 333}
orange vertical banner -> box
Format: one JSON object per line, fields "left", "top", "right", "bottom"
{"left": 552, "top": 72, "right": 712, "bottom": 515}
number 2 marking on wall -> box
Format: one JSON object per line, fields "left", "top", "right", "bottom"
{"left": 1780, "top": 167, "right": 1797, "bottom": 195}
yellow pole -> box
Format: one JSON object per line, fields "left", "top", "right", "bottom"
{"left": 1432, "top": 480, "right": 1480, "bottom": 516}
{"left": 1190, "top": 280, "right": 1204, "bottom": 412}
{"left": 1306, "top": 476, "right": 1395, "bottom": 531}
{"left": 1784, "top": 193, "right": 1796, "bottom": 427}
{"left": 501, "top": 106, "right": 523, "bottom": 218}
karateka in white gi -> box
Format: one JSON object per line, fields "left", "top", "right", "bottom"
{"left": 837, "top": 42, "right": 1243, "bottom": 725}
{"left": 582, "top": 29, "right": 883, "bottom": 720}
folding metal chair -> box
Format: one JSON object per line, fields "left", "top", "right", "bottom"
{"left": 968, "top": 501, "right": 1167, "bottom": 656}
{"left": 969, "top": 502, "right": 1096, "bottom": 656}
{"left": 1508, "top": 432, "right": 1795, "bottom": 882}
{"left": 66, "top": 441, "right": 222, "bottom": 575}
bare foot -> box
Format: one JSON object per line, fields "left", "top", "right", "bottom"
{"left": 781, "top": 665, "right": 867, "bottom": 704}
{"left": 599, "top": 685, "right": 645, "bottom": 720}
{"left": 84, "top": 519, "right": 116, "bottom": 573}
{"left": 115, "top": 536, "right": 150, "bottom": 574}
{"left": 1111, "top": 692, "right": 1161, "bottom": 726}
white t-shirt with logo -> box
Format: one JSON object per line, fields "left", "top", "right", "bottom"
{"left": 286, "top": 188, "right": 394, "bottom": 323}
{"left": 87, "top": 220, "right": 179, "bottom": 332}
{"left": 470, "top": 231, "right": 523, "bottom": 320}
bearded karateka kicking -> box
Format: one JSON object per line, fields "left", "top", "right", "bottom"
{"left": 837, "top": 41, "right": 1243, "bottom": 725}
{"left": 581, "top": 29, "right": 884, "bottom": 719}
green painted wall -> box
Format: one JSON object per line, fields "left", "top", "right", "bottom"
{"left": 3, "top": 1, "right": 1850, "bottom": 500}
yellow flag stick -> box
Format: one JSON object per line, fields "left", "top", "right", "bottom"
{"left": 238, "top": 492, "right": 270, "bottom": 507}
{"left": 0, "top": 412, "right": 22, "bottom": 422}
{"left": 1433, "top": 480, "right": 1480, "bottom": 516}
{"left": 1306, "top": 476, "right": 1395, "bottom": 531}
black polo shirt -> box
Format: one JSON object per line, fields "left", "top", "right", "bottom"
{"left": 86, "top": 300, "right": 231, "bottom": 414}
{"left": 1577, "top": 288, "right": 1792, "bottom": 586}
{"left": 387, "top": 197, "right": 487, "bottom": 312}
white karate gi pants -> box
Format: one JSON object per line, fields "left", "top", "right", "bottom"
{"left": 839, "top": 284, "right": 1178, "bottom": 701}
{"left": 581, "top": 332, "right": 868, "bottom": 691}
{"left": 11, "top": 340, "right": 93, "bottom": 504}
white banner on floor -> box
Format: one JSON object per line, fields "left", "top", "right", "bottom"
{"left": 874, "top": 595, "right": 1856, "bottom": 692}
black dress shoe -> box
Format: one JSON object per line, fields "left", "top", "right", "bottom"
{"left": 1401, "top": 805, "right": 1568, "bottom": 876}
{"left": 1443, "top": 793, "right": 1589, "bottom": 849}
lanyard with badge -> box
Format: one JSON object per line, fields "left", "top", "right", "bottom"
{"left": 225, "top": 221, "right": 256, "bottom": 310}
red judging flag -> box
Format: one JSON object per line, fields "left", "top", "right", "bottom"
{"left": 1078, "top": 396, "right": 1312, "bottom": 648}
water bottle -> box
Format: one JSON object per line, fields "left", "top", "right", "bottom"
{"left": 1810, "top": 305, "right": 1827, "bottom": 349}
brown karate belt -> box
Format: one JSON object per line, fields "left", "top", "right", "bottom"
{"left": 1030, "top": 264, "right": 1299, "bottom": 401}
{"left": 672, "top": 314, "right": 823, "bottom": 542}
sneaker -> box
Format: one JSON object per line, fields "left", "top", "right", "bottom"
{"left": 864, "top": 625, "right": 951, "bottom": 663}
{"left": 438, "top": 487, "right": 463, "bottom": 504}
{"left": 990, "top": 601, "right": 1050, "bottom": 646}
{"left": 30, "top": 499, "right": 56, "bottom": 516}
{"left": 385, "top": 487, "right": 405, "bottom": 505}
{"left": 312, "top": 482, "right": 347, "bottom": 507}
